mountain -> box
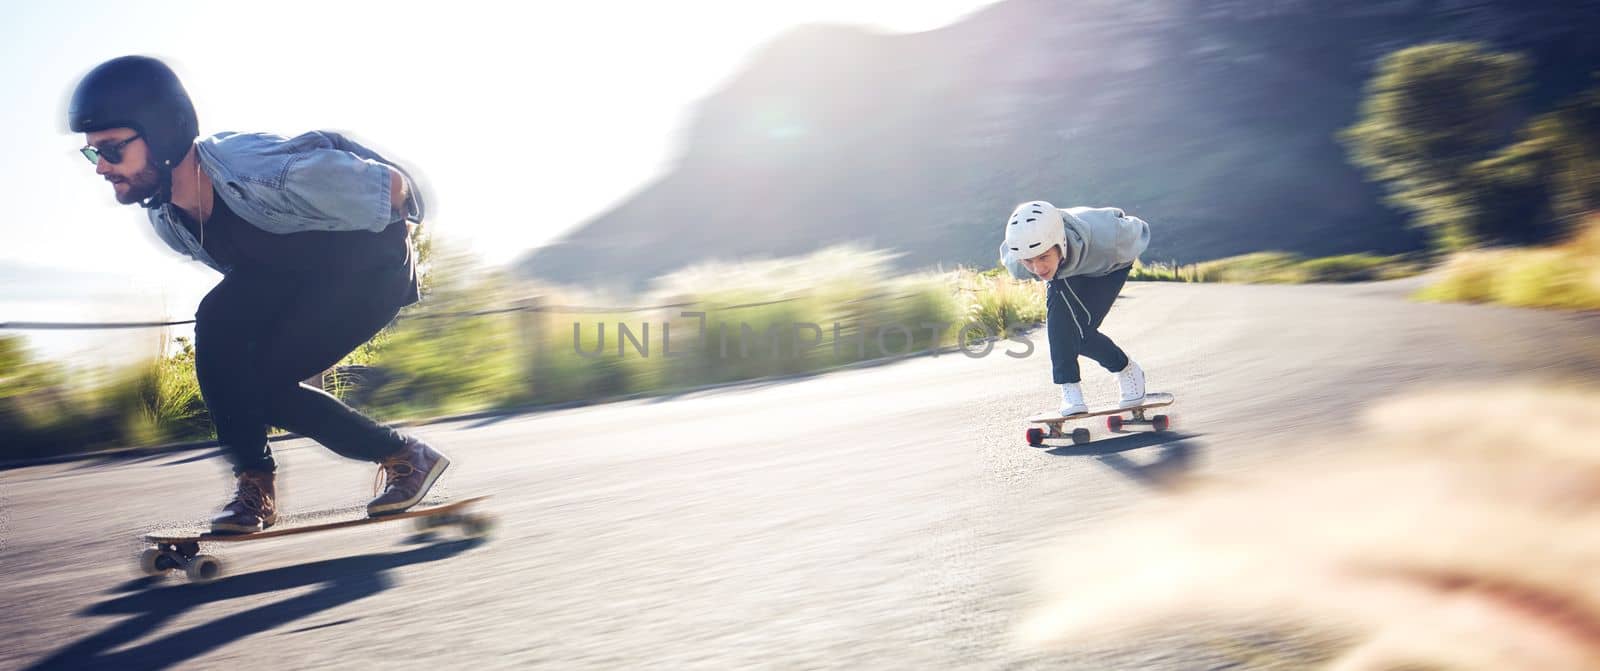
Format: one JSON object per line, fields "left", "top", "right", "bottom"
{"left": 514, "top": 0, "right": 1600, "bottom": 288}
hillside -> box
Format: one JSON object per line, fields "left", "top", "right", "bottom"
{"left": 515, "top": 0, "right": 1600, "bottom": 288}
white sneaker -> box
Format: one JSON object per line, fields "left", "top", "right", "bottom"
{"left": 1060, "top": 382, "right": 1088, "bottom": 416}
{"left": 1116, "top": 360, "right": 1146, "bottom": 408}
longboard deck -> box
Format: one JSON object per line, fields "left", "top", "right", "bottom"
{"left": 1027, "top": 393, "right": 1175, "bottom": 425}
{"left": 144, "top": 495, "right": 492, "bottom": 544}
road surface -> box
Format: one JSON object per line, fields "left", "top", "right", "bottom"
{"left": 4, "top": 279, "right": 1597, "bottom": 669}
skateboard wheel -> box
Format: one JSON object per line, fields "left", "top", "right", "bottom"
{"left": 1107, "top": 415, "right": 1124, "bottom": 432}
{"left": 1152, "top": 415, "right": 1170, "bottom": 432}
{"left": 461, "top": 514, "right": 495, "bottom": 539}
{"left": 1071, "top": 428, "right": 1090, "bottom": 445}
{"left": 1025, "top": 427, "right": 1045, "bottom": 447}
{"left": 139, "top": 548, "right": 168, "bottom": 576}
{"left": 413, "top": 516, "right": 439, "bottom": 532}
{"left": 185, "top": 555, "right": 224, "bottom": 584}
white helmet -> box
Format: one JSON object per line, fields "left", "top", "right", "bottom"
{"left": 1003, "top": 201, "right": 1066, "bottom": 260}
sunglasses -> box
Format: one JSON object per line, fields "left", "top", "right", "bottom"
{"left": 80, "top": 133, "right": 142, "bottom": 165}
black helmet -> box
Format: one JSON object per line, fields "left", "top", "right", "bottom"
{"left": 68, "top": 55, "right": 197, "bottom": 171}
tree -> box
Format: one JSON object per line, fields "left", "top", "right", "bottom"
{"left": 1343, "top": 42, "right": 1529, "bottom": 250}
{"left": 1533, "top": 81, "right": 1600, "bottom": 229}
{"left": 1468, "top": 76, "right": 1600, "bottom": 243}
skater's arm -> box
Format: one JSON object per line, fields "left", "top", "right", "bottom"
{"left": 244, "top": 131, "right": 420, "bottom": 233}
{"left": 1111, "top": 209, "right": 1151, "bottom": 268}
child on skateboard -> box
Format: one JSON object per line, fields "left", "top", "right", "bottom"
{"left": 999, "top": 201, "right": 1152, "bottom": 416}
{"left": 68, "top": 56, "right": 450, "bottom": 533}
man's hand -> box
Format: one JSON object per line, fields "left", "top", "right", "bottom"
{"left": 388, "top": 167, "right": 410, "bottom": 222}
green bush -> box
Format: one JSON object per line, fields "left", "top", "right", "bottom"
{"left": 361, "top": 311, "right": 528, "bottom": 419}
{"left": 1191, "top": 252, "right": 1423, "bottom": 284}
{"left": 539, "top": 314, "right": 638, "bottom": 401}
{"left": 958, "top": 267, "right": 1046, "bottom": 338}
{"left": 1297, "top": 254, "right": 1421, "bottom": 282}
{"left": 1341, "top": 42, "right": 1532, "bottom": 250}
{"left": 1198, "top": 252, "right": 1309, "bottom": 284}
{"left": 1128, "top": 259, "right": 1204, "bottom": 282}
{"left": 638, "top": 246, "right": 965, "bottom": 388}
{"left": 0, "top": 246, "right": 1082, "bottom": 459}
{"left": 0, "top": 334, "right": 210, "bottom": 461}
{"left": 355, "top": 244, "right": 541, "bottom": 417}
{"left": 98, "top": 337, "right": 209, "bottom": 446}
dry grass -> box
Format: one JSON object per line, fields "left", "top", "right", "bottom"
{"left": 1418, "top": 216, "right": 1600, "bottom": 311}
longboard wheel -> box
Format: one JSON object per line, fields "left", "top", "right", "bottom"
{"left": 1025, "top": 427, "right": 1045, "bottom": 447}
{"left": 1152, "top": 415, "right": 1171, "bottom": 432}
{"left": 1071, "top": 428, "right": 1090, "bottom": 445}
{"left": 414, "top": 515, "right": 440, "bottom": 532}
{"left": 185, "top": 555, "right": 224, "bottom": 584}
{"left": 1107, "top": 415, "right": 1124, "bottom": 432}
{"left": 461, "top": 514, "right": 496, "bottom": 539}
{"left": 139, "top": 548, "right": 168, "bottom": 576}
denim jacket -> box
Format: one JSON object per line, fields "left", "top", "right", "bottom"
{"left": 1000, "top": 206, "right": 1151, "bottom": 281}
{"left": 146, "top": 131, "right": 419, "bottom": 273}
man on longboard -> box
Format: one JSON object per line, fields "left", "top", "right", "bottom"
{"left": 68, "top": 55, "right": 450, "bottom": 534}
{"left": 999, "top": 201, "right": 1153, "bottom": 416}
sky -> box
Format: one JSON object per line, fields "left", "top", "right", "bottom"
{"left": 0, "top": 0, "right": 1000, "bottom": 365}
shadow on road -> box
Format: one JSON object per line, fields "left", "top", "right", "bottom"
{"left": 68, "top": 451, "right": 172, "bottom": 472}
{"left": 1045, "top": 432, "right": 1202, "bottom": 489}
{"left": 27, "top": 539, "right": 482, "bottom": 671}
{"left": 160, "top": 449, "right": 226, "bottom": 467}
{"left": 646, "top": 373, "right": 827, "bottom": 404}
{"left": 104, "top": 576, "right": 165, "bottom": 594}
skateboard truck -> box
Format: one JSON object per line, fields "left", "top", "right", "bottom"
{"left": 139, "top": 541, "right": 220, "bottom": 584}
{"left": 1108, "top": 406, "right": 1171, "bottom": 434}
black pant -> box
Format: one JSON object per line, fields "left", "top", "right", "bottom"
{"left": 194, "top": 261, "right": 413, "bottom": 474}
{"left": 1045, "top": 265, "right": 1132, "bottom": 384}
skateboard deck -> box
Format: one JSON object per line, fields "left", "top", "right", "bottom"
{"left": 139, "top": 496, "right": 493, "bottom": 583}
{"left": 1025, "top": 392, "right": 1175, "bottom": 446}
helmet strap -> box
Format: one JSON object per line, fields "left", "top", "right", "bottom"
{"left": 140, "top": 159, "right": 176, "bottom": 209}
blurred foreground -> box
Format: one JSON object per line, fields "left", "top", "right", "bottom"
{"left": 1024, "top": 384, "right": 1600, "bottom": 670}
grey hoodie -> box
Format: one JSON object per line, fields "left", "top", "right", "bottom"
{"left": 1000, "top": 206, "right": 1151, "bottom": 281}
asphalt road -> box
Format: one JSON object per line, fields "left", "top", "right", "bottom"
{"left": 4, "top": 279, "right": 1597, "bottom": 670}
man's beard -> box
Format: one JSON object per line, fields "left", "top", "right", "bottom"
{"left": 112, "top": 164, "right": 162, "bottom": 204}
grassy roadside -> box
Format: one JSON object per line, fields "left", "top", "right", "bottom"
{"left": 1128, "top": 218, "right": 1600, "bottom": 313}
{"left": 1, "top": 247, "right": 1047, "bottom": 462}
{"left": 1414, "top": 216, "right": 1600, "bottom": 311}
{"left": 13, "top": 227, "right": 1588, "bottom": 464}
{"left": 1129, "top": 252, "right": 1426, "bottom": 284}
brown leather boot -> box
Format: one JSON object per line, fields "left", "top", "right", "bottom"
{"left": 210, "top": 469, "right": 278, "bottom": 534}
{"left": 367, "top": 437, "right": 450, "bottom": 516}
